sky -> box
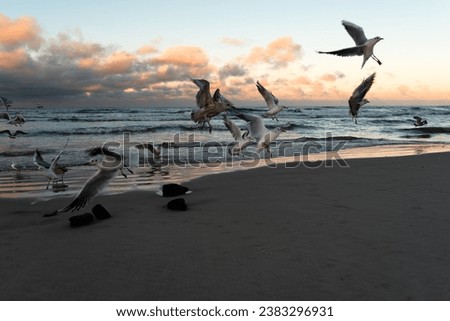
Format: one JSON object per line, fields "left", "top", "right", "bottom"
{"left": 1, "top": 0, "right": 449, "bottom": 107}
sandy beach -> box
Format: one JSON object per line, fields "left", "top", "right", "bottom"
{"left": 1, "top": 146, "right": 450, "bottom": 300}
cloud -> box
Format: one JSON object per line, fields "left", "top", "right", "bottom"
{"left": 136, "top": 45, "right": 158, "bottom": 55}
{"left": 246, "top": 37, "right": 302, "bottom": 68}
{"left": 221, "top": 37, "right": 245, "bottom": 46}
{"left": 218, "top": 64, "right": 247, "bottom": 80}
{"left": 320, "top": 71, "right": 345, "bottom": 82}
{"left": 0, "top": 14, "right": 42, "bottom": 50}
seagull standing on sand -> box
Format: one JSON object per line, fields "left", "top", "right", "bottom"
{"left": 33, "top": 149, "right": 68, "bottom": 185}
{"left": 318, "top": 20, "right": 383, "bottom": 68}
{"left": 191, "top": 78, "right": 235, "bottom": 133}
{"left": 0, "top": 96, "right": 12, "bottom": 111}
{"left": 11, "top": 161, "right": 25, "bottom": 174}
{"left": 0, "top": 129, "right": 27, "bottom": 139}
{"left": 256, "top": 80, "right": 287, "bottom": 120}
{"left": 413, "top": 116, "right": 428, "bottom": 127}
{"left": 348, "top": 73, "right": 376, "bottom": 124}
{"left": 45, "top": 146, "right": 133, "bottom": 215}
{"left": 223, "top": 115, "right": 253, "bottom": 155}
{"left": 236, "top": 113, "right": 286, "bottom": 157}
{"left": 0, "top": 112, "right": 26, "bottom": 126}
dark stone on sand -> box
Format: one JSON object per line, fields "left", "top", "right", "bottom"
{"left": 92, "top": 204, "right": 112, "bottom": 220}
{"left": 162, "top": 183, "right": 190, "bottom": 197}
{"left": 167, "top": 198, "right": 187, "bottom": 211}
{"left": 69, "top": 213, "right": 94, "bottom": 227}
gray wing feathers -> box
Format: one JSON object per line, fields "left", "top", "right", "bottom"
{"left": 351, "top": 73, "right": 376, "bottom": 102}
{"left": 60, "top": 169, "right": 117, "bottom": 212}
{"left": 256, "top": 81, "right": 279, "bottom": 106}
{"left": 318, "top": 45, "right": 364, "bottom": 57}
{"left": 342, "top": 20, "right": 367, "bottom": 45}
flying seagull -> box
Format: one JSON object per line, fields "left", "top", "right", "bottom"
{"left": 318, "top": 20, "right": 383, "bottom": 68}
{"left": 0, "top": 129, "right": 27, "bottom": 139}
{"left": 0, "top": 112, "right": 26, "bottom": 126}
{"left": 256, "top": 80, "right": 287, "bottom": 120}
{"left": 36, "top": 140, "right": 69, "bottom": 189}
{"left": 33, "top": 148, "right": 68, "bottom": 185}
{"left": 44, "top": 146, "right": 133, "bottom": 215}
{"left": 348, "top": 72, "right": 376, "bottom": 124}
{"left": 223, "top": 115, "right": 253, "bottom": 155}
{"left": 413, "top": 116, "right": 428, "bottom": 127}
{"left": 191, "top": 78, "right": 235, "bottom": 133}
{"left": 236, "top": 113, "right": 286, "bottom": 157}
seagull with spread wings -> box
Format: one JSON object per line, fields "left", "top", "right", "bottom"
{"left": 236, "top": 113, "right": 286, "bottom": 157}
{"left": 0, "top": 129, "right": 27, "bottom": 139}
{"left": 348, "top": 73, "right": 376, "bottom": 124}
{"left": 190, "top": 78, "right": 235, "bottom": 133}
{"left": 256, "top": 81, "right": 287, "bottom": 121}
{"left": 0, "top": 112, "right": 26, "bottom": 126}
{"left": 223, "top": 115, "right": 253, "bottom": 155}
{"left": 44, "top": 146, "right": 133, "bottom": 215}
{"left": 34, "top": 148, "right": 68, "bottom": 185}
{"left": 318, "top": 20, "right": 383, "bottom": 68}
{"left": 36, "top": 139, "right": 69, "bottom": 189}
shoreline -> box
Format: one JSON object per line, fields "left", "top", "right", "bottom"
{"left": 1, "top": 142, "right": 449, "bottom": 201}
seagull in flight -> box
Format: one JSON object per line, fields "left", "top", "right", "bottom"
{"left": 256, "top": 81, "right": 287, "bottom": 121}
{"left": 0, "top": 129, "right": 27, "bottom": 139}
{"left": 413, "top": 116, "right": 428, "bottom": 127}
{"left": 0, "top": 97, "right": 13, "bottom": 111}
{"left": 0, "top": 112, "right": 26, "bottom": 126}
{"left": 34, "top": 148, "right": 68, "bottom": 185}
{"left": 191, "top": 78, "right": 235, "bottom": 133}
{"left": 348, "top": 72, "right": 376, "bottom": 124}
{"left": 223, "top": 115, "right": 253, "bottom": 155}
{"left": 236, "top": 113, "right": 286, "bottom": 157}
{"left": 318, "top": 20, "right": 383, "bottom": 68}
{"left": 44, "top": 146, "right": 133, "bottom": 215}
{"left": 36, "top": 139, "right": 69, "bottom": 189}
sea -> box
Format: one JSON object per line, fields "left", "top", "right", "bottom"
{"left": 1, "top": 105, "right": 449, "bottom": 198}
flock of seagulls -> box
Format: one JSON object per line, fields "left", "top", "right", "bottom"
{"left": 2, "top": 20, "right": 430, "bottom": 216}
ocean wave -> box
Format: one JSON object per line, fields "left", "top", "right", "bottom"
{"left": 402, "top": 127, "right": 450, "bottom": 134}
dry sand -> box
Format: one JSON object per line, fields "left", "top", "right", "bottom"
{"left": 1, "top": 147, "right": 450, "bottom": 300}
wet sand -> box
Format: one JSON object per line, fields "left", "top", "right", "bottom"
{"left": 1, "top": 145, "right": 450, "bottom": 300}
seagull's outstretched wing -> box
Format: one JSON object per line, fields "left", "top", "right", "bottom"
{"left": 0, "top": 129, "right": 11, "bottom": 136}
{"left": 191, "top": 78, "right": 212, "bottom": 108}
{"left": 413, "top": 116, "right": 422, "bottom": 121}
{"left": 33, "top": 149, "right": 51, "bottom": 168}
{"left": 213, "top": 88, "right": 235, "bottom": 108}
{"left": 59, "top": 169, "right": 118, "bottom": 212}
{"left": 50, "top": 139, "right": 70, "bottom": 173}
{"left": 318, "top": 45, "right": 364, "bottom": 57}
{"left": 350, "top": 73, "right": 376, "bottom": 103}
{"left": 236, "top": 113, "right": 268, "bottom": 141}
{"left": 342, "top": 20, "right": 367, "bottom": 45}
{"left": 348, "top": 73, "right": 376, "bottom": 117}
{"left": 223, "top": 116, "right": 243, "bottom": 141}
{"left": 256, "top": 81, "right": 279, "bottom": 110}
